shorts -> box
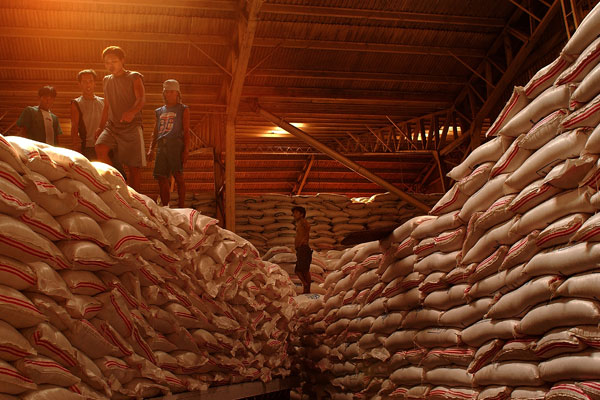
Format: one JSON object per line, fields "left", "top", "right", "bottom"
{"left": 82, "top": 147, "right": 96, "bottom": 161}
{"left": 96, "top": 125, "right": 146, "bottom": 168}
{"left": 153, "top": 136, "right": 184, "bottom": 178}
{"left": 295, "top": 245, "right": 313, "bottom": 273}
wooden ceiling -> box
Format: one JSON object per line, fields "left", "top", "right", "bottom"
{"left": 0, "top": 0, "right": 588, "bottom": 200}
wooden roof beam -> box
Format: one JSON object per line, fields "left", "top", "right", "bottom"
{"left": 253, "top": 102, "right": 431, "bottom": 213}
{"left": 0, "top": 27, "right": 487, "bottom": 57}
{"left": 34, "top": 0, "right": 505, "bottom": 27}
{"left": 0, "top": 60, "right": 467, "bottom": 85}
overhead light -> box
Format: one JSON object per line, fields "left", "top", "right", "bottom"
{"left": 267, "top": 122, "right": 305, "bottom": 135}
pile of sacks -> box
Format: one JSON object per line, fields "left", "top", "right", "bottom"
{"left": 0, "top": 135, "right": 296, "bottom": 399}
{"left": 226, "top": 192, "right": 438, "bottom": 255}
{"left": 262, "top": 246, "right": 341, "bottom": 295}
{"left": 295, "top": 4, "right": 600, "bottom": 399}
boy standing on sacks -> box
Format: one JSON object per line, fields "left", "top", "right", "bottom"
{"left": 94, "top": 45, "right": 146, "bottom": 191}
{"left": 146, "top": 79, "right": 190, "bottom": 208}
{"left": 293, "top": 206, "right": 313, "bottom": 294}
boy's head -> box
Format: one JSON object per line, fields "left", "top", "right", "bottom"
{"left": 292, "top": 206, "right": 306, "bottom": 220}
{"left": 77, "top": 69, "right": 97, "bottom": 96}
{"left": 102, "top": 46, "right": 125, "bottom": 75}
{"left": 38, "top": 86, "right": 57, "bottom": 111}
{"left": 163, "top": 79, "right": 181, "bottom": 104}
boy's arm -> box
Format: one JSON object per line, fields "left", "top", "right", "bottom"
{"left": 182, "top": 106, "right": 190, "bottom": 165}
{"left": 70, "top": 102, "right": 80, "bottom": 151}
{"left": 121, "top": 76, "right": 145, "bottom": 123}
{"left": 147, "top": 113, "right": 159, "bottom": 162}
{"left": 16, "top": 107, "right": 30, "bottom": 137}
{"left": 95, "top": 100, "right": 109, "bottom": 139}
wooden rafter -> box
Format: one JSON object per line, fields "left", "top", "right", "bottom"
{"left": 0, "top": 26, "right": 488, "bottom": 58}
{"left": 35, "top": 0, "right": 506, "bottom": 27}
{"left": 254, "top": 103, "right": 431, "bottom": 212}
{"left": 292, "top": 155, "right": 316, "bottom": 195}
{"left": 223, "top": 0, "right": 264, "bottom": 231}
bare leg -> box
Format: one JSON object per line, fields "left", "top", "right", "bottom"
{"left": 173, "top": 171, "right": 186, "bottom": 208}
{"left": 301, "top": 270, "right": 312, "bottom": 293}
{"left": 157, "top": 176, "right": 170, "bottom": 207}
{"left": 95, "top": 144, "right": 112, "bottom": 165}
{"left": 128, "top": 166, "right": 141, "bottom": 192}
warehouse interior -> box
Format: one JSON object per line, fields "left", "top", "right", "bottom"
{"left": 1, "top": 0, "right": 600, "bottom": 399}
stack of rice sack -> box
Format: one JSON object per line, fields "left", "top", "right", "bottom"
{"left": 262, "top": 246, "right": 331, "bottom": 295}
{"left": 234, "top": 192, "right": 438, "bottom": 255}
{"left": 295, "top": 4, "right": 600, "bottom": 399}
{"left": 0, "top": 134, "right": 296, "bottom": 399}
{"left": 291, "top": 216, "right": 435, "bottom": 399}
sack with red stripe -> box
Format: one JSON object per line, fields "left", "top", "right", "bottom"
{"left": 28, "top": 261, "right": 73, "bottom": 302}
{"left": 493, "top": 339, "right": 538, "bottom": 363}
{"left": 540, "top": 350, "right": 600, "bottom": 382}
{"left": 69, "top": 350, "right": 110, "bottom": 395}
{"left": 56, "top": 212, "right": 109, "bottom": 248}
{"left": 485, "top": 86, "right": 529, "bottom": 138}
{"left": 96, "top": 290, "right": 136, "bottom": 339}
{"left": 27, "top": 293, "right": 72, "bottom": 331}
{"left": 0, "top": 255, "right": 36, "bottom": 291}
{"left": 5, "top": 137, "right": 67, "bottom": 181}
{"left": 0, "top": 134, "right": 28, "bottom": 174}
{"left": 429, "top": 184, "right": 469, "bottom": 216}
{"left": 562, "top": 93, "right": 600, "bottom": 130}
{"left": 23, "top": 172, "right": 77, "bottom": 216}
{"left": 506, "top": 128, "right": 590, "bottom": 192}
{"left": 487, "top": 275, "right": 562, "bottom": 320}
{"left": 572, "top": 62, "right": 600, "bottom": 107}
{"left": 0, "top": 284, "right": 47, "bottom": 328}
{"left": 20, "top": 204, "right": 67, "bottom": 242}
{"left": 459, "top": 174, "right": 514, "bottom": 224}
{"left": 490, "top": 135, "right": 533, "bottom": 178}
{"left": 556, "top": 36, "right": 600, "bottom": 87}
{"left": 0, "top": 359, "right": 37, "bottom": 395}
{"left": 116, "top": 377, "right": 168, "bottom": 399}
{"left": 99, "top": 190, "right": 164, "bottom": 240}
{"left": 68, "top": 381, "right": 108, "bottom": 400}
{"left": 547, "top": 383, "right": 591, "bottom": 400}
{"left": 0, "top": 319, "right": 36, "bottom": 361}
{"left": 542, "top": 154, "right": 597, "bottom": 189}
{"left": 0, "top": 215, "right": 70, "bottom": 270}
{"left": 22, "top": 322, "right": 78, "bottom": 368}
{"left": 15, "top": 355, "right": 80, "bottom": 387}
{"left": 57, "top": 241, "right": 116, "bottom": 272}
{"left": 525, "top": 54, "right": 572, "bottom": 99}
{"left": 63, "top": 319, "right": 119, "bottom": 359}
{"left": 59, "top": 270, "right": 106, "bottom": 296}
{"left": 422, "top": 347, "right": 474, "bottom": 369}
{"left": 533, "top": 328, "right": 586, "bottom": 359}
{"left": 498, "top": 85, "right": 571, "bottom": 138}
{"left": 510, "top": 187, "right": 595, "bottom": 237}
{"left": 64, "top": 294, "right": 103, "bottom": 320}
{"left": 0, "top": 175, "right": 34, "bottom": 217}
{"left": 100, "top": 219, "right": 150, "bottom": 258}
{"left": 557, "top": 272, "right": 600, "bottom": 301}
{"left": 536, "top": 213, "right": 590, "bottom": 249}
{"left": 521, "top": 109, "right": 569, "bottom": 150}
{"left": 36, "top": 146, "right": 110, "bottom": 194}
{"left": 53, "top": 179, "right": 115, "bottom": 223}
